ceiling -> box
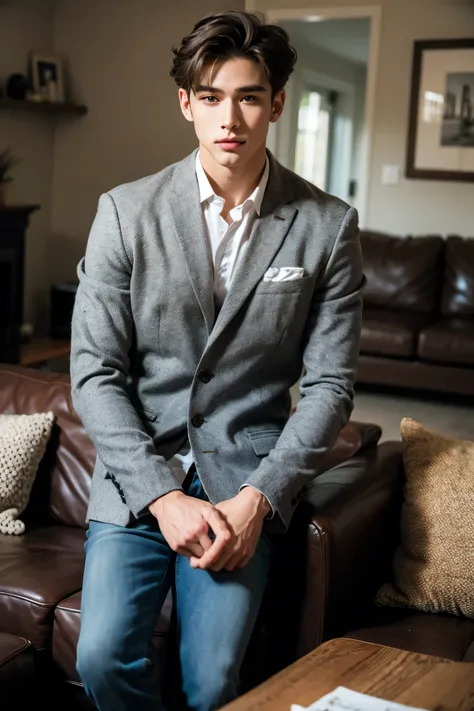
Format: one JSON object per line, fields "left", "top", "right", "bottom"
{"left": 281, "top": 18, "right": 370, "bottom": 66}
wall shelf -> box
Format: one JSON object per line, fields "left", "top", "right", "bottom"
{"left": 0, "top": 96, "right": 88, "bottom": 116}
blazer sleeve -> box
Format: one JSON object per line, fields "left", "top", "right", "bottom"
{"left": 70, "top": 192, "right": 183, "bottom": 517}
{"left": 242, "top": 206, "right": 364, "bottom": 531}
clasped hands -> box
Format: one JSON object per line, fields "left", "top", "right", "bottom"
{"left": 149, "top": 486, "right": 271, "bottom": 572}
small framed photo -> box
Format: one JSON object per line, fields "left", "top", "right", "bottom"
{"left": 406, "top": 38, "right": 474, "bottom": 182}
{"left": 29, "top": 51, "right": 65, "bottom": 103}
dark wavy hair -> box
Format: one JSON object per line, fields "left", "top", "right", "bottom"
{"left": 170, "top": 10, "right": 297, "bottom": 97}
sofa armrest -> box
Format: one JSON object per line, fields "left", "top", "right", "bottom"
{"left": 318, "top": 420, "right": 382, "bottom": 473}
{"left": 296, "top": 441, "right": 405, "bottom": 657}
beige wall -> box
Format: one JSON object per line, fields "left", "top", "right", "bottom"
{"left": 252, "top": 0, "right": 474, "bottom": 236}
{"left": 0, "top": 0, "right": 55, "bottom": 332}
{"left": 50, "top": 0, "right": 245, "bottom": 287}
{"left": 4, "top": 0, "right": 473, "bottom": 337}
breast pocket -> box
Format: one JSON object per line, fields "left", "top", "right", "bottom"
{"left": 254, "top": 275, "right": 313, "bottom": 295}
{"left": 247, "top": 275, "right": 314, "bottom": 351}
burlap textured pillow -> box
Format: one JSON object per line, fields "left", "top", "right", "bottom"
{"left": 375, "top": 417, "right": 474, "bottom": 618}
{"left": 0, "top": 412, "right": 55, "bottom": 535}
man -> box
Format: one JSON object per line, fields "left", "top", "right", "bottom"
{"left": 71, "top": 9, "right": 364, "bottom": 711}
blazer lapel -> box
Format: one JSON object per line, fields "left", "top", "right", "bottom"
{"left": 207, "top": 154, "right": 297, "bottom": 348}
{"left": 167, "top": 151, "right": 215, "bottom": 335}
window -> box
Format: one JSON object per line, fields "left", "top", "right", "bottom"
{"left": 294, "top": 89, "right": 334, "bottom": 189}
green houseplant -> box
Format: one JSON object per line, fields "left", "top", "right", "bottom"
{"left": 0, "top": 149, "right": 20, "bottom": 206}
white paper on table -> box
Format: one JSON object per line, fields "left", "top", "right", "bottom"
{"left": 290, "top": 686, "right": 429, "bottom": 711}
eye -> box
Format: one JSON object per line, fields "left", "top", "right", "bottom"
{"left": 201, "top": 96, "right": 219, "bottom": 103}
{"left": 242, "top": 95, "right": 258, "bottom": 102}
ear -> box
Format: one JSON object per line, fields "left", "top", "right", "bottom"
{"left": 179, "top": 88, "right": 194, "bottom": 123}
{"left": 270, "top": 89, "right": 286, "bottom": 124}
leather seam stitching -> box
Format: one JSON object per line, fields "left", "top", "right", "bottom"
{"left": 0, "top": 370, "right": 71, "bottom": 389}
{"left": 0, "top": 591, "right": 59, "bottom": 608}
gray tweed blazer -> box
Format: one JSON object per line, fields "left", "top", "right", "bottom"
{"left": 70, "top": 149, "right": 364, "bottom": 532}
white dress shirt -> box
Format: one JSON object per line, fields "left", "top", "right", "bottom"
{"left": 195, "top": 151, "right": 270, "bottom": 309}
{"left": 167, "top": 151, "right": 270, "bottom": 484}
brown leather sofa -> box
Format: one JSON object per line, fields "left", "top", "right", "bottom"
{"left": 357, "top": 232, "right": 474, "bottom": 397}
{"left": 0, "top": 364, "right": 382, "bottom": 709}
{"left": 0, "top": 633, "right": 35, "bottom": 709}
{"left": 312, "top": 440, "right": 474, "bottom": 661}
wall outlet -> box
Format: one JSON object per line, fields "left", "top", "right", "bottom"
{"left": 381, "top": 164, "right": 401, "bottom": 185}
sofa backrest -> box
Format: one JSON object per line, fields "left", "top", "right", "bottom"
{"left": 441, "top": 236, "right": 474, "bottom": 316}
{"left": 0, "top": 365, "right": 94, "bottom": 528}
{"left": 360, "top": 231, "right": 445, "bottom": 312}
{"left": 0, "top": 365, "right": 383, "bottom": 532}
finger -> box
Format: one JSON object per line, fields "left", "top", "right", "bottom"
{"left": 196, "top": 530, "right": 213, "bottom": 554}
{"left": 209, "top": 547, "right": 236, "bottom": 573}
{"left": 192, "top": 529, "right": 232, "bottom": 570}
{"left": 235, "top": 553, "right": 252, "bottom": 569}
{"left": 207, "top": 507, "right": 232, "bottom": 538}
{"left": 222, "top": 552, "right": 245, "bottom": 572}
{"left": 190, "top": 508, "right": 232, "bottom": 569}
{"left": 224, "top": 545, "right": 256, "bottom": 571}
{"left": 177, "top": 540, "right": 204, "bottom": 558}
{"left": 178, "top": 547, "right": 196, "bottom": 558}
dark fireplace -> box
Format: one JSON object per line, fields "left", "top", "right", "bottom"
{"left": 0, "top": 205, "right": 39, "bottom": 363}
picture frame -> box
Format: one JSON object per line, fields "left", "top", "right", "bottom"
{"left": 406, "top": 38, "right": 474, "bottom": 182}
{"left": 29, "top": 51, "right": 65, "bottom": 103}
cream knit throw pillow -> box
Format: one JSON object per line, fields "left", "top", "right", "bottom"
{"left": 376, "top": 417, "right": 474, "bottom": 618}
{"left": 0, "top": 412, "right": 55, "bottom": 535}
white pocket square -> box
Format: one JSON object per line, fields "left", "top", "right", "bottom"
{"left": 263, "top": 267, "right": 305, "bottom": 282}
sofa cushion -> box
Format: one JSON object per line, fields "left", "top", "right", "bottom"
{"left": 53, "top": 589, "right": 173, "bottom": 683}
{"left": 345, "top": 606, "right": 474, "bottom": 661}
{"left": 376, "top": 418, "right": 474, "bottom": 619}
{"left": 418, "top": 318, "right": 474, "bottom": 365}
{"left": 0, "top": 525, "right": 85, "bottom": 649}
{"left": 360, "top": 310, "right": 430, "bottom": 357}
{"left": 0, "top": 366, "right": 95, "bottom": 529}
{"left": 360, "top": 232, "right": 444, "bottom": 312}
{"left": 442, "top": 236, "right": 474, "bottom": 316}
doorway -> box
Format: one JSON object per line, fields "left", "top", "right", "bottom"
{"left": 251, "top": 5, "right": 381, "bottom": 227}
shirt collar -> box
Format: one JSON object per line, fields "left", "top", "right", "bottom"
{"left": 195, "top": 150, "right": 269, "bottom": 217}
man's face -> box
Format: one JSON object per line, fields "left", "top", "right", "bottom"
{"left": 179, "top": 56, "right": 285, "bottom": 171}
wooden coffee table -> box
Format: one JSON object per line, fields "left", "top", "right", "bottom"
{"left": 220, "top": 638, "right": 474, "bottom": 710}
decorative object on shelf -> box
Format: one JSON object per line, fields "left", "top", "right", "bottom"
{"left": 6, "top": 73, "right": 28, "bottom": 100}
{"left": 0, "top": 149, "right": 20, "bottom": 206}
{"left": 20, "top": 322, "right": 34, "bottom": 344}
{"left": 406, "top": 38, "right": 474, "bottom": 182}
{"left": 28, "top": 51, "right": 65, "bottom": 104}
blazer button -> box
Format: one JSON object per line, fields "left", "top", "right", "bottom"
{"left": 198, "top": 369, "right": 214, "bottom": 384}
{"left": 191, "top": 413, "right": 205, "bottom": 428}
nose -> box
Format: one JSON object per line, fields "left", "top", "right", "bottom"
{"left": 221, "top": 99, "right": 241, "bottom": 132}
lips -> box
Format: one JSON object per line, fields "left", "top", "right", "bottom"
{"left": 216, "top": 139, "right": 245, "bottom": 150}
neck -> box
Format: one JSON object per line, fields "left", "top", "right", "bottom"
{"left": 199, "top": 145, "right": 267, "bottom": 212}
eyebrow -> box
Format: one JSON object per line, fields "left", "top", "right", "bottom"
{"left": 195, "top": 84, "right": 267, "bottom": 94}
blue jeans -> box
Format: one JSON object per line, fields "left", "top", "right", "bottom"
{"left": 76, "top": 470, "right": 273, "bottom": 711}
